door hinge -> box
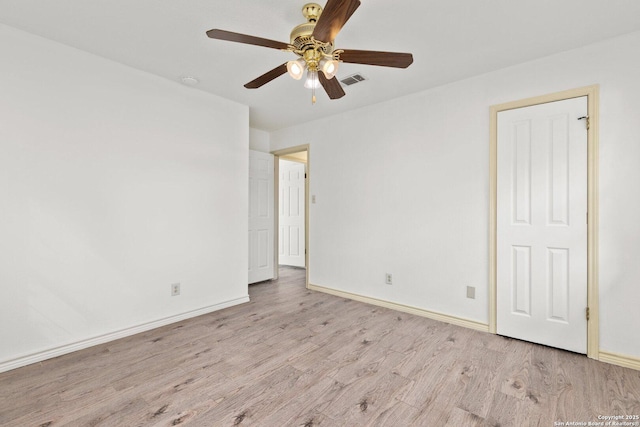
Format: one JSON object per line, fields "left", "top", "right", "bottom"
{"left": 578, "top": 115, "right": 590, "bottom": 130}
{"left": 586, "top": 307, "right": 590, "bottom": 321}
{"left": 305, "top": 173, "right": 307, "bottom": 179}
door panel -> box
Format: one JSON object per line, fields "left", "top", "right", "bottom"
{"left": 279, "top": 159, "right": 305, "bottom": 267}
{"left": 548, "top": 247, "right": 569, "bottom": 321}
{"left": 249, "top": 151, "right": 275, "bottom": 284}
{"left": 497, "top": 96, "right": 587, "bottom": 353}
{"left": 511, "top": 245, "right": 531, "bottom": 316}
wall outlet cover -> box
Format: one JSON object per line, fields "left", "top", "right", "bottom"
{"left": 171, "top": 283, "right": 181, "bottom": 296}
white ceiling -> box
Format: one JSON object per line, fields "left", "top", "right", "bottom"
{"left": 2, "top": 0, "right": 640, "bottom": 131}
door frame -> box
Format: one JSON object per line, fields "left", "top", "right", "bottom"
{"left": 271, "top": 144, "right": 310, "bottom": 288}
{"left": 489, "top": 85, "right": 600, "bottom": 359}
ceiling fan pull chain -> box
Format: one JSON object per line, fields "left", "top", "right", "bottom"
{"left": 312, "top": 72, "right": 317, "bottom": 104}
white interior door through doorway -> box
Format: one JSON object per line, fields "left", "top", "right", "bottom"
{"left": 279, "top": 159, "right": 306, "bottom": 268}
{"left": 496, "top": 96, "right": 588, "bottom": 354}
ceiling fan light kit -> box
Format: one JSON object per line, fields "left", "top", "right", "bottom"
{"left": 206, "top": 0, "right": 413, "bottom": 104}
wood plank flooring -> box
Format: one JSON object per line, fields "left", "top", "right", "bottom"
{"left": 1, "top": 266, "right": 639, "bottom": 426}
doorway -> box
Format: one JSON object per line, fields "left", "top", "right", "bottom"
{"left": 489, "top": 85, "right": 600, "bottom": 359}
{"left": 272, "top": 145, "right": 310, "bottom": 287}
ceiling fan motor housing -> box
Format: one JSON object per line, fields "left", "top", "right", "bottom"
{"left": 290, "top": 3, "right": 322, "bottom": 45}
{"left": 290, "top": 2, "right": 334, "bottom": 69}
{"left": 290, "top": 23, "right": 316, "bottom": 47}
{"left": 291, "top": 3, "right": 322, "bottom": 42}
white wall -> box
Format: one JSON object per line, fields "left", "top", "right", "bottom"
{"left": 0, "top": 25, "right": 249, "bottom": 370}
{"left": 250, "top": 128, "right": 270, "bottom": 153}
{"left": 271, "top": 31, "right": 640, "bottom": 359}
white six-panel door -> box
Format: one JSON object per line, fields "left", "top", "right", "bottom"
{"left": 249, "top": 151, "right": 275, "bottom": 284}
{"left": 279, "top": 159, "right": 306, "bottom": 267}
{"left": 497, "top": 96, "right": 588, "bottom": 353}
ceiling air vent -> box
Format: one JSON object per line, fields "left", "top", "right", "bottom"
{"left": 340, "top": 73, "right": 367, "bottom": 86}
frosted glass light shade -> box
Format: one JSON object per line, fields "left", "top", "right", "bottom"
{"left": 320, "top": 59, "right": 339, "bottom": 79}
{"left": 287, "top": 59, "right": 305, "bottom": 80}
{"left": 304, "top": 70, "right": 320, "bottom": 89}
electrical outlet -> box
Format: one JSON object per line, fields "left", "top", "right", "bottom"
{"left": 385, "top": 273, "right": 393, "bottom": 285}
{"left": 171, "top": 283, "right": 181, "bottom": 296}
{"left": 312, "top": 195, "right": 316, "bottom": 204}
{"left": 466, "top": 286, "right": 475, "bottom": 299}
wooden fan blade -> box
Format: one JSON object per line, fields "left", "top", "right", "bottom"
{"left": 206, "top": 29, "right": 290, "bottom": 50}
{"left": 244, "top": 63, "right": 288, "bottom": 89}
{"left": 318, "top": 73, "right": 346, "bottom": 99}
{"left": 340, "top": 49, "right": 414, "bottom": 68}
{"left": 312, "top": 0, "right": 361, "bottom": 43}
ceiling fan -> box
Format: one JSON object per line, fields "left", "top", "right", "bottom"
{"left": 206, "top": 0, "right": 414, "bottom": 104}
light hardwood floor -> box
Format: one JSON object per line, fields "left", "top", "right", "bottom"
{"left": 1, "top": 267, "right": 639, "bottom": 426}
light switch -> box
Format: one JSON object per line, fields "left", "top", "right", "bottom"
{"left": 466, "top": 286, "right": 475, "bottom": 299}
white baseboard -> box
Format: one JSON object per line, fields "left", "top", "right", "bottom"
{"left": 308, "top": 283, "right": 489, "bottom": 332}
{"left": 0, "top": 295, "right": 250, "bottom": 374}
{"left": 599, "top": 350, "right": 640, "bottom": 371}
